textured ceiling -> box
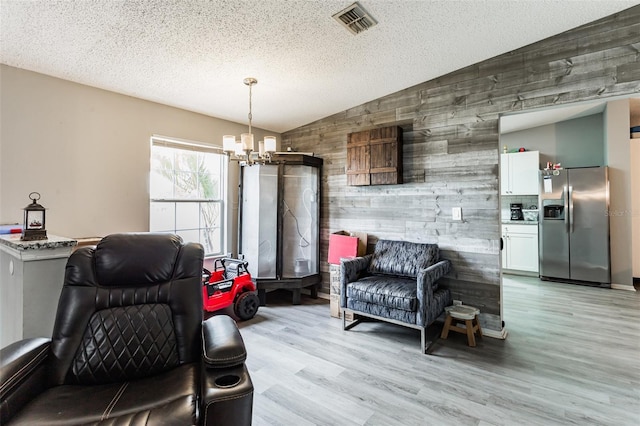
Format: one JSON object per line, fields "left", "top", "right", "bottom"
{"left": 1, "top": 0, "right": 638, "bottom": 133}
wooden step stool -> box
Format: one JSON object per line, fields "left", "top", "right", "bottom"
{"left": 441, "top": 305, "right": 482, "bottom": 347}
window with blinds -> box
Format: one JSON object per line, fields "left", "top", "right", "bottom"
{"left": 150, "top": 136, "right": 226, "bottom": 256}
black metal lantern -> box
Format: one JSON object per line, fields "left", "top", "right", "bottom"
{"left": 22, "top": 192, "right": 47, "bottom": 241}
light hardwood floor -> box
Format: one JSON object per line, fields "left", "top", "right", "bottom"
{"left": 236, "top": 276, "right": 640, "bottom": 425}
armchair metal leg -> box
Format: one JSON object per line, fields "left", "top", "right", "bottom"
{"left": 342, "top": 309, "right": 439, "bottom": 354}
{"left": 421, "top": 325, "right": 441, "bottom": 354}
{"left": 342, "top": 310, "right": 361, "bottom": 331}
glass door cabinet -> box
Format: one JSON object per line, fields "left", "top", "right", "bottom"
{"left": 239, "top": 154, "right": 322, "bottom": 304}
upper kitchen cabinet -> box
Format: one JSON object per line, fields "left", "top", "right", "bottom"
{"left": 347, "top": 126, "right": 402, "bottom": 186}
{"left": 500, "top": 151, "right": 539, "bottom": 195}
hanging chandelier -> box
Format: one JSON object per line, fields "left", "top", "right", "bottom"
{"left": 222, "top": 77, "right": 277, "bottom": 164}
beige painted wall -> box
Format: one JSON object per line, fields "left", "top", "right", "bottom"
{"left": 0, "top": 65, "right": 279, "bottom": 253}
{"left": 605, "top": 99, "right": 633, "bottom": 288}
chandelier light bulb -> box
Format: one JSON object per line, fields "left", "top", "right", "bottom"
{"left": 241, "top": 133, "right": 254, "bottom": 152}
{"left": 223, "top": 135, "right": 236, "bottom": 153}
{"left": 264, "top": 136, "right": 277, "bottom": 153}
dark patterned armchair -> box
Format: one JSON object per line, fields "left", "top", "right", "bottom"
{"left": 340, "top": 239, "right": 452, "bottom": 353}
{"left": 0, "top": 233, "right": 253, "bottom": 425}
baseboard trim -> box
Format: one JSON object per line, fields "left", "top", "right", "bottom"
{"left": 611, "top": 283, "right": 637, "bottom": 292}
{"left": 502, "top": 270, "right": 538, "bottom": 278}
{"left": 483, "top": 327, "right": 508, "bottom": 340}
{"left": 317, "top": 291, "right": 330, "bottom": 300}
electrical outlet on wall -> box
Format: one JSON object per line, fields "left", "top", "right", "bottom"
{"left": 452, "top": 207, "right": 462, "bottom": 221}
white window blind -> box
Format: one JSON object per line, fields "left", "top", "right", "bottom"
{"left": 150, "top": 136, "right": 226, "bottom": 256}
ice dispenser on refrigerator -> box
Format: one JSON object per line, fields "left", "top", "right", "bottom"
{"left": 542, "top": 201, "right": 564, "bottom": 219}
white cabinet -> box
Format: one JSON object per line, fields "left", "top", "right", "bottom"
{"left": 0, "top": 235, "right": 75, "bottom": 347}
{"left": 502, "top": 224, "right": 539, "bottom": 273}
{"left": 500, "top": 151, "right": 539, "bottom": 195}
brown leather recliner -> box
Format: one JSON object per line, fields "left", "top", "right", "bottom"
{"left": 0, "top": 233, "right": 253, "bottom": 425}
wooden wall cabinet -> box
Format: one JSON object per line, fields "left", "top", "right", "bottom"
{"left": 347, "top": 126, "right": 403, "bottom": 186}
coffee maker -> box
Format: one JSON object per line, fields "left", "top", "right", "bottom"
{"left": 510, "top": 203, "right": 524, "bottom": 220}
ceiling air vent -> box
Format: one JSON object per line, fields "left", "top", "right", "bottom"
{"left": 333, "top": 2, "right": 377, "bottom": 35}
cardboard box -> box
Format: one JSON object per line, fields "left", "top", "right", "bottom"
{"left": 329, "top": 299, "right": 356, "bottom": 321}
{"left": 329, "top": 264, "right": 341, "bottom": 318}
{"left": 330, "top": 294, "right": 341, "bottom": 318}
{"left": 329, "top": 296, "right": 356, "bottom": 321}
{"left": 329, "top": 264, "right": 341, "bottom": 295}
{"left": 343, "top": 310, "right": 355, "bottom": 322}
{"left": 327, "top": 231, "right": 368, "bottom": 264}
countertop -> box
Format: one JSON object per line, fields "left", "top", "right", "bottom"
{"left": 0, "top": 234, "right": 77, "bottom": 251}
{"left": 0, "top": 234, "right": 77, "bottom": 261}
{"left": 502, "top": 220, "right": 538, "bottom": 225}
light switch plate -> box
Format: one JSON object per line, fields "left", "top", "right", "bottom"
{"left": 452, "top": 207, "right": 462, "bottom": 221}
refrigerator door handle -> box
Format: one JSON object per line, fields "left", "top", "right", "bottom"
{"left": 568, "top": 185, "right": 574, "bottom": 233}
{"left": 563, "top": 184, "right": 569, "bottom": 233}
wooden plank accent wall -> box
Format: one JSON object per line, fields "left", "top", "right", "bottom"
{"left": 282, "top": 6, "right": 640, "bottom": 332}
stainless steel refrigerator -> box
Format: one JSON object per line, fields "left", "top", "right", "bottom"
{"left": 539, "top": 166, "right": 610, "bottom": 285}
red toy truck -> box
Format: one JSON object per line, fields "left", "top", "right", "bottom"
{"left": 202, "top": 258, "right": 259, "bottom": 320}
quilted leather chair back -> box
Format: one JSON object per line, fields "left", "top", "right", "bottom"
{"left": 48, "top": 233, "right": 204, "bottom": 386}
{"left": 367, "top": 239, "right": 439, "bottom": 278}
